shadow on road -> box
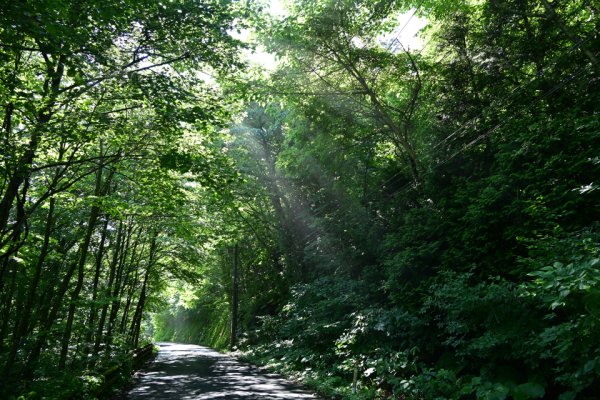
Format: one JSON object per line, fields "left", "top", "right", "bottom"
{"left": 126, "top": 342, "right": 319, "bottom": 399}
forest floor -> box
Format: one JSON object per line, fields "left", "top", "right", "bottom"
{"left": 122, "top": 342, "right": 320, "bottom": 399}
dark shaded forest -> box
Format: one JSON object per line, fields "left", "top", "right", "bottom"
{"left": 1, "top": 0, "right": 599, "bottom": 399}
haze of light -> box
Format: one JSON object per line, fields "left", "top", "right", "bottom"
{"left": 239, "top": 0, "right": 428, "bottom": 71}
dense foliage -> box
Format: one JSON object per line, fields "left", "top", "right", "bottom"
{"left": 0, "top": 0, "right": 241, "bottom": 398}
{"left": 2, "top": 0, "right": 599, "bottom": 399}
{"left": 157, "top": 0, "right": 600, "bottom": 399}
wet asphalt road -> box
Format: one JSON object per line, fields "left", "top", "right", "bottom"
{"left": 125, "top": 342, "right": 320, "bottom": 399}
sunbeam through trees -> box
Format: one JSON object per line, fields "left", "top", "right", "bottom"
{"left": 1, "top": 0, "right": 599, "bottom": 399}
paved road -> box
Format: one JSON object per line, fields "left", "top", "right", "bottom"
{"left": 125, "top": 342, "right": 320, "bottom": 399}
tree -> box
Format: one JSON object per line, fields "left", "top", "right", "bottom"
{"left": 0, "top": 0, "right": 243, "bottom": 396}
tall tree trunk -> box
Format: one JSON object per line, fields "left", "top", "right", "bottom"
{"left": 0, "top": 254, "right": 18, "bottom": 351}
{"left": 4, "top": 140, "right": 68, "bottom": 373}
{"left": 57, "top": 204, "right": 101, "bottom": 368}
{"left": 117, "top": 230, "right": 142, "bottom": 335}
{"left": 83, "top": 216, "right": 110, "bottom": 356}
{"left": 0, "top": 54, "right": 65, "bottom": 256}
{"left": 103, "top": 222, "right": 134, "bottom": 357}
{"left": 92, "top": 220, "right": 124, "bottom": 360}
{"left": 119, "top": 267, "right": 138, "bottom": 335}
{"left": 58, "top": 160, "right": 114, "bottom": 368}
{"left": 229, "top": 244, "right": 239, "bottom": 350}
{"left": 129, "top": 231, "right": 158, "bottom": 347}
{"left": 4, "top": 196, "right": 56, "bottom": 374}
{"left": 0, "top": 193, "right": 28, "bottom": 351}
{"left": 23, "top": 238, "right": 82, "bottom": 378}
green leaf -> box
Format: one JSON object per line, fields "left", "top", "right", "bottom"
{"left": 512, "top": 382, "right": 545, "bottom": 400}
{"left": 484, "top": 383, "right": 510, "bottom": 400}
{"left": 558, "top": 391, "right": 576, "bottom": 400}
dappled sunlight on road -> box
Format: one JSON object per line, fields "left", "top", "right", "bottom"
{"left": 126, "top": 342, "right": 318, "bottom": 399}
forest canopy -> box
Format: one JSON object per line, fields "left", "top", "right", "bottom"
{"left": 0, "top": 0, "right": 599, "bottom": 399}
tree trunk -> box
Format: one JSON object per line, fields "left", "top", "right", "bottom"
{"left": 119, "top": 267, "right": 138, "bottom": 335}
{"left": 57, "top": 204, "right": 101, "bottom": 368}
{"left": 129, "top": 231, "right": 157, "bottom": 347}
{"left": 83, "top": 216, "right": 110, "bottom": 357}
{"left": 0, "top": 201, "right": 28, "bottom": 351}
{"left": 0, "top": 54, "right": 65, "bottom": 256}
{"left": 103, "top": 222, "right": 134, "bottom": 357}
{"left": 92, "top": 220, "right": 124, "bottom": 360}
{"left": 4, "top": 196, "right": 56, "bottom": 374}
{"left": 23, "top": 237, "right": 83, "bottom": 378}
{"left": 117, "top": 229, "right": 143, "bottom": 335}
{"left": 59, "top": 160, "right": 113, "bottom": 368}
{"left": 229, "top": 244, "right": 239, "bottom": 350}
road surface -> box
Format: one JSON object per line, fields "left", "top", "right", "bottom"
{"left": 125, "top": 342, "right": 320, "bottom": 399}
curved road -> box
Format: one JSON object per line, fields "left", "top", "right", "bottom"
{"left": 125, "top": 342, "right": 320, "bottom": 399}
